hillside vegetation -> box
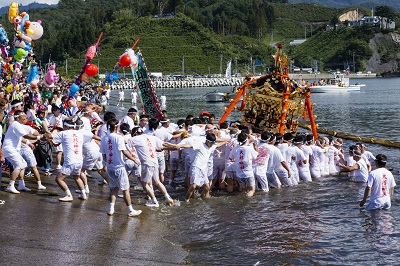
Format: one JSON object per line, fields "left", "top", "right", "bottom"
{"left": 0, "top": 0, "right": 399, "bottom": 77}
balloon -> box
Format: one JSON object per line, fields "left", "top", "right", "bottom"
{"left": 69, "top": 83, "right": 79, "bottom": 93}
{"left": 45, "top": 64, "right": 57, "bottom": 85}
{"left": 26, "top": 63, "right": 38, "bottom": 84}
{"left": 0, "top": 25, "right": 9, "bottom": 46}
{"left": 14, "top": 39, "right": 26, "bottom": 48}
{"left": 26, "top": 21, "right": 43, "bottom": 40}
{"left": 14, "top": 47, "right": 27, "bottom": 63}
{"left": 19, "top": 13, "right": 29, "bottom": 33}
{"left": 19, "top": 33, "right": 32, "bottom": 43}
{"left": 6, "top": 84, "right": 13, "bottom": 93}
{"left": 26, "top": 28, "right": 34, "bottom": 35}
{"left": 119, "top": 54, "right": 131, "bottom": 67}
{"left": 85, "top": 64, "right": 98, "bottom": 77}
{"left": 8, "top": 2, "right": 19, "bottom": 23}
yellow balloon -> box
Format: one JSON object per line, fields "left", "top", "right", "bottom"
{"left": 8, "top": 2, "right": 18, "bottom": 23}
{"left": 6, "top": 84, "right": 13, "bottom": 93}
{"left": 26, "top": 28, "right": 34, "bottom": 35}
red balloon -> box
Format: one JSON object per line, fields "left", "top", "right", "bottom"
{"left": 119, "top": 54, "right": 131, "bottom": 67}
{"left": 85, "top": 64, "right": 98, "bottom": 77}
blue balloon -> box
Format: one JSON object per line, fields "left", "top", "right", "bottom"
{"left": 69, "top": 92, "right": 76, "bottom": 97}
{"left": 112, "top": 72, "right": 118, "bottom": 81}
{"left": 69, "top": 83, "right": 79, "bottom": 93}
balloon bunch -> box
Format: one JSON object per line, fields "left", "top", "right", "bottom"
{"left": 105, "top": 38, "right": 140, "bottom": 84}
{"left": 70, "top": 32, "right": 103, "bottom": 97}
{"left": 2, "top": 2, "right": 44, "bottom": 100}
{"left": 9, "top": 2, "right": 43, "bottom": 66}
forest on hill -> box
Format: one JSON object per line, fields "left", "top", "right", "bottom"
{"left": 0, "top": 0, "right": 399, "bottom": 77}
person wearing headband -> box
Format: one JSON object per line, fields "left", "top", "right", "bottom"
{"left": 119, "top": 108, "right": 137, "bottom": 131}
{"left": 174, "top": 133, "right": 230, "bottom": 201}
{"left": 356, "top": 142, "right": 375, "bottom": 172}
{"left": 77, "top": 119, "right": 107, "bottom": 197}
{"left": 282, "top": 133, "right": 299, "bottom": 185}
{"left": 45, "top": 119, "right": 94, "bottom": 202}
{"left": 7, "top": 99, "right": 24, "bottom": 125}
{"left": 2, "top": 110, "right": 43, "bottom": 194}
{"left": 151, "top": 117, "right": 182, "bottom": 184}
{"left": 99, "top": 119, "right": 142, "bottom": 217}
{"left": 336, "top": 150, "right": 368, "bottom": 182}
{"left": 129, "top": 125, "right": 175, "bottom": 207}
{"left": 138, "top": 114, "right": 149, "bottom": 132}
{"left": 229, "top": 132, "right": 258, "bottom": 197}
{"left": 360, "top": 154, "right": 396, "bottom": 210}
{"left": 293, "top": 135, "right": 312, "bottom": 183}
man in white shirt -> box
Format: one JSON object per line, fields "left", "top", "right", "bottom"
{"left": 160, "top": 93, "right": 167, "bottom": 110}
{"left": 129, "top": 127, "right": 174, "bottom": 207}
{"left": 130, "top": 89, "right": 138, "bottom": 107}
{"left": 175, "top": 133, "right": 230, "bottom": 201}
{"left": 3, "top": 110, "right": 44, "bottom": 194}
{"left": 46, "top": 120, "right": 92, "bottom": 201}
{"left": 119, "top": 108, "right": 138, "bottom": 131}
{"left": 117, "top": 89, "right": 125, "bottom": 107}
{"left": 360, "top": 154, "right": 396, "bottom": 210}
{"left": 100, "top": 119, "right": 142, "bottom": 217}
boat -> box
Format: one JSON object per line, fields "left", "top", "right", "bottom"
{"left": 205, "top": 90, "right": 228, "bottom": 102}
{"left": 311, "top": 73, "right": 362, "bottom": 93}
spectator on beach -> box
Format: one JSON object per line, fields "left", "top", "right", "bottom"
{"left": 117, "top": 89, "right": 125, "bottom": 107}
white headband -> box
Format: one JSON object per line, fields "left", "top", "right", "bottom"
{"left": 11, "top": 102, "right": 23, "bottom": 108}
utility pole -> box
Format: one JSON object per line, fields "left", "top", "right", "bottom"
{"left": 182, "top": 55, "right": 185, "bottom": 76}
{"left": 65, "top": 59, "right": 68, "bottom": 75}
{"left": 352, "top": 52, "right": 356, "bottom": 72}
{"left": 235, "top": 57, "right": 238, "bottom": 76}
{"left": 220, "top": 54, "right": 223, "bottom": 76}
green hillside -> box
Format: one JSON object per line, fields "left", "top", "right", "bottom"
{"left": 0, "top": 0, "right": 399, "bottom": 77}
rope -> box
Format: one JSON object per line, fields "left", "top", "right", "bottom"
{"left": 298, "top": 122, "right": 400, "bottom": 149}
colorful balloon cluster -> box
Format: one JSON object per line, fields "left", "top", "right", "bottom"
{"left": 1, "top": 2, "right": 45, "bottom": 97}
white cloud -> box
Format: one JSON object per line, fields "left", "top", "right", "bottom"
{"left": 3, "top": 1, "right": 59, "bottom": 7}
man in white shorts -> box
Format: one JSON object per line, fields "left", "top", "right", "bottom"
{"left": 46, "top": 120, "right": 93, "bottom": 201}
{"left": 117, "top": 89, "right": 125, "bottom": 107}
{"left": 174, "top": 133, "right": 230, "bottom": 201}
{"left": 3, "top": 110, "right": 44, "bottom": 194}
{"left": 100, "top": 119, "right": 142, "bottom": 217}
{"left": 360, "top": 154, "right": 396, "bottom": 211}
{"left": 130, "top": 89, "right": 138, "bottom": 107}
{"left": 19, "top": 136, "right": 47, "bottom": 190}
{"left": 129, "top": 126, "right": 174, "bottom": 207}
{"left": 229, "top": 132, "right": 258, "bottom": 197}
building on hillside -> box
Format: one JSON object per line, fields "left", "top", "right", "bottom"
{"left": 326, "top": 16, "right": 395, "bottom": 30}
{"left": 289, "top": 39, "right": 306, "bottom": 46}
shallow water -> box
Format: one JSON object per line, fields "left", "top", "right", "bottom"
{"left": 106, "top": 78, "right": 400, "bottom": 265}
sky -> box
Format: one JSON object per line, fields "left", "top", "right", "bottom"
{"left": 3, "top": 1, "right": 59, "bottom": 7}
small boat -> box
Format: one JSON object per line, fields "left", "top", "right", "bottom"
{"left": 311, "top": 73, "right": 362, "bottom": 93}
{"left": 205, "top": 90, "right": 227, "bottom": 102}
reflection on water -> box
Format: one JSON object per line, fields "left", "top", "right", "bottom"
{"left": 107, "top": 78, "right": 400, "bottom": 264}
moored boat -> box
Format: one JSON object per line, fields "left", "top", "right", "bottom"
{"left": 205, "top": 90, "right": 228, "bottom": 102}
{"left": 311, "top": 73, "right": 362, "bottom": 93}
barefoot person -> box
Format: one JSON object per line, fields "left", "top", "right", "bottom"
{"left": 360, "top": 154, "right": 396, "bottom": 210}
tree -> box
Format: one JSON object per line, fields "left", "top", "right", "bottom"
{"left": 375, "top": 5, "right": 397, "bottom": 21}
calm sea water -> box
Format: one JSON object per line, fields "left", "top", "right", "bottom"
{"left": 107, "top": 77, "right": 400, "bottom": 265}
